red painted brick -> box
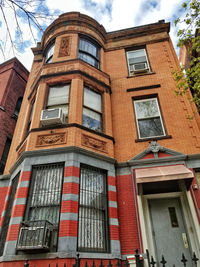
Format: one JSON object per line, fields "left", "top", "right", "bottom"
{"left": 61, "top": 200, "right": 78, "bottom": 213}
{"left": 20, "top": 171, "right": 31, "bottom": 181}
{"left": 15, "top": 187, "right": 29, "bottom": 198}
{"left": 11, "top": 204, "right": 25, "bottom": 217}
{"left": 62, "top": 182, "right": 79, "bottom": 195}
{"left": 109, "top": 225, "right": 119, "bottom": 240}
{"left": 108, "top": 176, "right": 116, "bottom": 186}
{"left": 64, "top": 166, "right": 79, "bottom": 177}
{"left": 109, "top": 207, "right": 118, "bottom": 218}
{"left": 108, "top": 190, "right": 117, "bottom": 202}
{"left": 59, "top": 220, "right": 78, "bottom": 237}
{"left": 6, "top": 224, "right": 20, "bottom": 241}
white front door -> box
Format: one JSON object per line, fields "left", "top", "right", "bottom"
{"left": 149, "top": 198, "right": 193, "bottom": 267}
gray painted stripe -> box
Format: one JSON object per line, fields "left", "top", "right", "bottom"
{"left": 116, "top": 167, "right": 131, "bottom": 176}
{"left": 13, "top": 198, "right": 26, "bottom": 206}
{"left": 5, "top": 194, "right": 10, "bottom": 202}
{"left": 64, "top": 176, "right": 79, "bottom": 184}
{"left": 10, "top": 217, "right": 23, "bottom": 225}
{"left": 108, "top": 185, "right": 116, "bottom": 192}
{"left": 3, "top": 240, "right": 17, "bottom": 256}
{"left": 109, "top": 218, "right": 119, "bottom": 226}
{"left": 18, "top": 181, "right": 29, "bottom": 188}
{"left": 60, "top": 212, "right": 78, "bottom": 221}
{"left": 1, "top": 210, "right": 5, "bottom": 218}
{"left": 58, "top": 236, "right": 77, "bottom": 253}
{"left": 108, "top": 201, "right": 118, "bottom": 208}
{"left": 62, "top": 194, "right": 79, "bottom": 201}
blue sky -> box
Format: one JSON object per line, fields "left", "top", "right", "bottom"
{"left": 0, "top": 0, "right": 186, "bottom": 70}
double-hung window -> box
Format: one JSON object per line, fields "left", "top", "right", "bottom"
{"left": 78, "top": 165, "right": 109, "bottom": 252}
{"left": 45, "top": 43, "right": 55, "bottom": 63}
{"left": 79, "top": 38, "right": 100, "bottom": 68}
{"left": 18, "top": 163, "right": 64, "bottom": 251}
{"left": 47, "top": 84, "right": 70, "bottom": 123}
{"left": 127, "top": 49, "right": 150, "bottom": 75}
{"left": 134, "top": 97, "right": 165, "bottom": 139}
{"left": 82, "top": 87, "right": 102, "bottom": 131}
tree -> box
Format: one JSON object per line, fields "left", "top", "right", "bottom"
{"left": 174, "top": 0, "right": 200, "bottom": 112}
{"left": 0, "top": 0, "right": 58, "bottom": 60}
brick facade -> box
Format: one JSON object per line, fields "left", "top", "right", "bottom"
{"left": 0, "top": 12, "right": 199, "bottom": 267}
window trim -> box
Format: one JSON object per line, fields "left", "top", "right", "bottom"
{"left": 82, "top": 86, "right": 103, "bottom": 132}
{"left": 126, "top": 48, "right": 150, "bottom": 76}
{"left": 133, "top": 97, "right": 166, "bottom": 140}
{"left": 77, "top": 164, "right": 110, "bottom": 253}
{"left": 78, "top": 36, "right": 100, "bottom": 69}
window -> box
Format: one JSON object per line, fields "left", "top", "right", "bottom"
{"left": 20, "top": 163, "right": 64, "bottom": 250}
{"left": 82, "top": 87, "right": 102, "bottom": 131}
{"left": 26, "top": 99, "right": 35, "bottom": 134}
{"left": 78, "top": 165, "right": 109, "bottom": 252}
{"left": 13, "top": 97, "right": 23, "bottom": 118}
{"left": 127, "top": 49, "right": 150, "bottom": 76}
{"left": 47, "top": 84, "right": 70, "bottom": 122}
{"left": 134, "top": 97, "right": 165, "bottom": 139}
{"left": 79, "top": 38, "right": 100, "bottom": 68}
{"left": 0, "top": 137, "right": 12, "bottom": 174}
{"left": 45, "top": 43, "right": 55, "bottom": 63}
{"left": 195, "top": 171, "right": 200, "bottom": 188}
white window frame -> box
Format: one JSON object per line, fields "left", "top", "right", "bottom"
{"left": 127, "top": 48, "right": 150, "bottom": 76}
{"left": 134, "top": 97, "right": 165, "bottom": 139}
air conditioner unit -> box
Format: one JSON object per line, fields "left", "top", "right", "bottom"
{"left": 16, "top": 220, "right": 53, "bottom": 251}
{"left": 40, "top": 108, "right": 65, "bottom": 126}
{"left": 131, "top": 62, "right": 148, "bottom": 73}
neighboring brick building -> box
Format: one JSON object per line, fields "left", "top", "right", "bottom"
{"left": 0, "top": 12, "right": 199, "bottom": 267}
{"left": 0, "top": 58, "right": 29, "bottom": 174}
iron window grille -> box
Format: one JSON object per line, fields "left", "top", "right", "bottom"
{"left": 127, "top": 49, "right": 150, "bottom": 76}
{"left": 79, "top": 38, "right": 100, "bottom": 68}
{"left": 82, "top": 87, "right": 102, "bottom": 132}
{"left": 134, "top": 97, "right": 165, "bottom": 139}
{"left": 17, "top": 163, "right": 64, "bottom": 251}
{"left": 78, "top": 164, "right": 109, "bottom": 253}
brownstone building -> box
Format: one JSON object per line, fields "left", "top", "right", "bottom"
{"left": 0, "top": 12, "right": 199, "bottom": 267}
{"left": 0, "top": 58, "right": 29, "bottom": 174}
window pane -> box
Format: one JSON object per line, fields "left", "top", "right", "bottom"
{"left": 135, "top": 99, "right": 159, "bottom": 119}
{"left": 79, "top": 52, "right": 99, "bottom": 68}
{"left": 84, "top": 87, "right": 101, "bottom": 112}
{"left": 83, "top": 108, "right": 101, "bottom": 131}
{"left": 138, "top": 117, "right": 164, "bottom": 138}
{"left": 47, "top": 85, "right": 70, "bottom": 106}
{"left": 79, "top": 39, "right": 97, "bottom": 57}
{"left": 46, "top": 44, "right": 54, "bottom": 63}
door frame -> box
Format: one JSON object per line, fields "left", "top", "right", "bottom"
{"left": 137, "top": 188, "right": 200, "bottom": 261}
